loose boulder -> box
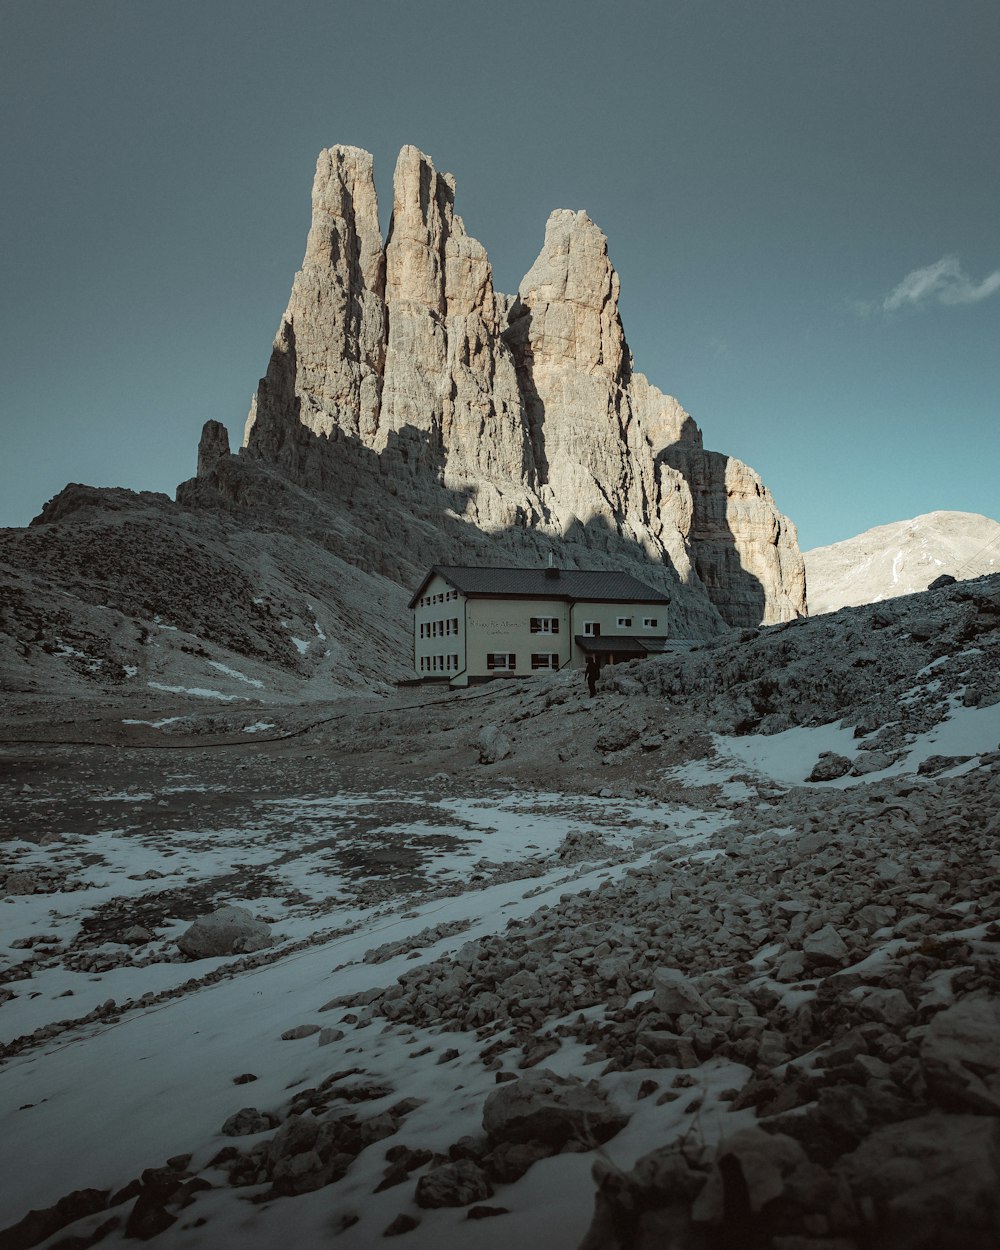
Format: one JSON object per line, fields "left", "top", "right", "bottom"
{"left": 921, "top": 996, "right": 1000, "bottom": 1114}
{"left": 802, "top": 923, "right": 849, "bottom": 966}
{"left": 650, "top": 967, "right": 711, "bottom": 1017}
{"left": 691, "top": 1127, "right": 808, "bottom": 1222}
{"left": 482, "top": 1070, "right": 628, "bottom": 1149}
{"left": 221, "top": 1107, "right": 275, "bottom": 1137}
{"left": 415, "top": 1160, "right": 493, "bottom": 1209}
{"left": 176, "top": 905, "right": 273, "bottom": 958}
{"left": 807, "top": 752, "right": 852, "bottom": 782}
{"left": 837, "top": 1113, "right": 1000, "bottom": 1247}
{"left": 478, "top": 725, "right": 512, "bottom": 764}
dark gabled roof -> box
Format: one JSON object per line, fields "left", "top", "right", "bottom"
{"left": 575, "top": 635, "right": 671, "bottom": 656}
{"left": 408, "top": 565, "right": 671, "bottom": 609}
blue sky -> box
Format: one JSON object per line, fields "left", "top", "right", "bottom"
{"left": 1, "top": 0, "right": 997, "bottom": 549}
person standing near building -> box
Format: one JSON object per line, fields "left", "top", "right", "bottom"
{"left": 585, "top": 654, "right": 600, "bottom": 698}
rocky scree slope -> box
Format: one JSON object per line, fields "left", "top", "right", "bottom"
{"left": 600, "top": 570, "right": 1000, "bottom": 748}
{"left": 228, "top": 576, "right": 1000, "bottom": 1247}
{"left": 804, "top": 509, "right": 1000, "bottom": 615}
{"left": 184, "top": 143, "right": 805, "bottom": 635}
{"left": 0, "top": 482, "right": 409, "bottom": 706}
{"left": 4, "top": 576, "right": 998, "bottom": 1249}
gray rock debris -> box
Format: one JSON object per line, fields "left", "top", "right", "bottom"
{"left": 478, "top": 724, "right": 512, "bottom": 764}
{"left": 836, "top": 1113, "right": 1000, "bottom": 1247}
{"left": 482, "top": 1069, "right": 628, "bottom": 1149}
{"left": 808, "top": 752, "right": 852, "bottom": 782}
{"left": 414, "top": 1160, "right": 493, "bottom": 1209}
{"left": 921, "top": 995, "right": 1000, "bottom": 1114}
{"left": 176, "top": 906, "right": 273, "bottom": 959}
{"left": 650, "top": 966, "right": 711, "bottom": 1017}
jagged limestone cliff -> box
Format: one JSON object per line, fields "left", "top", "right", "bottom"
{"left": 210, "top": 144, "right": 805, "bottom": 632}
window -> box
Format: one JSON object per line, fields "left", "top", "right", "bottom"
{"left": 487, "top": 653, "right": 516, "bottom": 671}
{"left": 530, "top": 617, "right": 559, "bottom": 634}
{"left": 643, "top": 617, "right": 659, "bottom": 628}
{"left": 583, "top": 621, "right": 600, "bottom": 637}
{"left": 531, "top": 653, "right": 559, "bottom": 670}
{"left": 617, "top": 617, "right": 633, "bottom": 628}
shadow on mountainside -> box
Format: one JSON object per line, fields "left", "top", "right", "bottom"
{"left": 1, "top": 412, "right": 756, "bottom": 700}
{"left": 175, "top": 415, "right": 733, "bottom": 640}
{"left": 502, "top": 299, "right": 549, "bottom": 486}
{"left": 657, "top": 446, "right": 767, "bottom": 630}
{"left": 181, "top": 303, "right": 760, "bottom": 635}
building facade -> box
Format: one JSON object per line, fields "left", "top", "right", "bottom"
{"left": 408, "top": 565, "right": 671, "bottom": 687}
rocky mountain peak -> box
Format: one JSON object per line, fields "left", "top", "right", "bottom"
{"left": 244, "top": 143, "right": 386, "bottom": 453}
{"left": 804, "top": 510, "right": 1000, "bottom": 614}
{"left": 515, "top": 208, "right": 627, "bottom": 384}
{"left": 197, "top": 420, "right": 230, "bottom": 478}
{"left": 223, "top": 144, "right": 805, "bottom": 631}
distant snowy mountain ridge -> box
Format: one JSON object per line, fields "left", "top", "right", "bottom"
{"left": 804, "top": 509, "right": 1000, "bottom": 615}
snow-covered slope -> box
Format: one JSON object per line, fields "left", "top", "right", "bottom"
{"left": 804, "top": 509, "right": 1000, "bottom": 614}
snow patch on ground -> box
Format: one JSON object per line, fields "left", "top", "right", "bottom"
{"left": 55, "top": 643, "right": 104, "bottom": 672}
{"left": 147, "top": 682, "right": 243, "bottom": 702}
{"left": 902, "top": 696, "right": 1000, "bottom": 770}
{"left": 712, "top": 697, "right": 1000, "bottom": 790}
{"left": 712, "top": 721, "right": 859, "bottom": 786}
{"left": 207, "top": 661, "right": 264, "bottom": 688}
{"left": 661, "top": 757, "right": 758, "bottom": 800}
{"left": 309, "top": 608, "right": 326, "bottom": 642}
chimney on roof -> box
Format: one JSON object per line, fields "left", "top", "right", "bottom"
{"left": 545, "top": 552, "right": 560, "bottom": 579}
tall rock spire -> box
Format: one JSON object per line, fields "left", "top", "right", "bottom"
{"left": 504, "top": 210, "right": 704, "bottom": 587}
{"left": 378, "top": 146, "right": 538, "bottom": 525}
{"left": 234, "top": 143, "right": 806, "bottom": 628}
{"left": 505, "top": 209, "right": 646, "bottom": 531}
{"left": 244, "top": 145, "right": 386, "bottom": 459}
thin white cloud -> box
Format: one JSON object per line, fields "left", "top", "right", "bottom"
{"left": 881, "top": 255, "right": 1000, "bottom": 313}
